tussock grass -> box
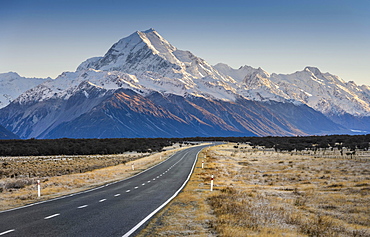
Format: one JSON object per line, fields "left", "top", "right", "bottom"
{"left": 139, "top": 148, "right": 218, "bottom": 237}
{"left": 141, "top": 143, "right": 370, "bottom": 236}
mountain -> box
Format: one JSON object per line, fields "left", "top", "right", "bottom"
{"left": 77, "top": 28, "right": 236, "bottom": 101}
{"left": 0, "top": 124, "right": 19, "bottom": 140}
{"left": 0, "top": 80, "right": 342, "bottom": 139}
{"left": 214, "top": 64, "right": 370, "bottom": 131}
{"left": 0, "top": 29, "right": 368, "bottom": 139}
{"left": 0, "top": 72, "right": 49, "bottom": 109}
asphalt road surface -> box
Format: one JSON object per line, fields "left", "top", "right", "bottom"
{"left": 0, "top": 144, "right": 211, "bottom": 237}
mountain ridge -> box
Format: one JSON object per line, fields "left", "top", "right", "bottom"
{"left": 0, "top": 29, "right": 368, "bottom": 138}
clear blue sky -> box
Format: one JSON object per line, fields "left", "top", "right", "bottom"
{"left": 1, "top": 0, "right": 369, "bottom": 85}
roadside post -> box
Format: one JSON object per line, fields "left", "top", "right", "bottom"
{"left": 37, "top": 180, "right": 41, "bottom": 198}
{"left": 210, "top": 175, "right": 214, "bottom": 191}
{"left": 132, "top": 163, "right": 135, "bottom": 170}
{"left": 202, "top": 160, "right": 204, "bottom": 169}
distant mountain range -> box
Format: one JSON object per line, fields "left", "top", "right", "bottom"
{"left": 0, "top": 28, "right": 369, "bottom": 139}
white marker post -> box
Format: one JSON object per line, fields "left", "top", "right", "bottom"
{"left": 37, "top": 180, "right": 41, "bottom": 198}
{"left": 202, "top": 160, "right": 204, "bottom": 169}
{"left": 210, "top": 175, "right": 214, "bottom": 191}
{"left": 132, "top": 163, "right": 135, "bottom": 170}
{"left": 160, "top": 155, "right": 162, "bottom": 160}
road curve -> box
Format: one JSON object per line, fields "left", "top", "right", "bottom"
{"left": 0, "top": 144, "right": 212, "bottom": 237}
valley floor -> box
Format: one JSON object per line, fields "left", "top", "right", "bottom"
{"left": 139, "top": 143, "right": 370, "bottom": 237}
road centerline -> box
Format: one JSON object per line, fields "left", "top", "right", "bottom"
{"left": 44, "top": 213, "right": 60, "bottom": 219}
{"left": 0, "top": 144, "right": 214, "bottom": 237}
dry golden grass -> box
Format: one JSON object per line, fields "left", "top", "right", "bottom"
{"left": 140, "top": 143, "right": 370, "bottom": 237}
{"left": 0, "top": 144, "right": 191, "bottom": 211}
{"left": 139, "top": 148, "right": 218, "bottom": 237}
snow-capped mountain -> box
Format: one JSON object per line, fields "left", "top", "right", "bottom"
{"left": 214, "top": 64, "right": 370, "bottom": 117}
{"left": 214, "top": 63, "right": 370, "bottom": 130}
{"left": 270, "top": 67, "right": 370, "bottom": 116}
{"left": 0, "top": 72, "right": 49, "bottom": 108}
{"left": 77, "top": 28, "right": 237, "bottom": 101}
{"left": 0, "top": 29, "right": 368, "bottom": 139}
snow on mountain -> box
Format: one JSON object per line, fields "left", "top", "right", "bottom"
{"left": 10, "top": 28, "right": 364, "bottom": 119}
{"left": 76, "top": 28, "right": 236, "bottom": 101}
{"left": 15, "top": 69, "right": 144, "bottom": 105}
{"left": 215, "top": 63, "right": 370, "bottom": 117}
{"left": 270, "top": 67, "right": 370, "bottom": 116}
{"left": 214, "top": 63, "right": 260, "bottom": 82}
{"left": 1, "top": 28, "right": 369, "bottom": 139}
{"left": 0, "top": 72, "right": 49, "bottom": 108}
{"left": 11, "top": 28, "right": 370, "bottom": 119}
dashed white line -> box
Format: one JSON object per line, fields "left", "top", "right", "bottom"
{"left": 114, "top": 194, "right": 121, "bottom": 197}
{"left": 157, "top": 176, "right": 159, "bottom": 178}
{"left": 99, "top": 199, "right": 107, "bottom": 202}
{"left": 78, "top": 205, "right": 88, "bottom": 209}
{"left": 44, "top": 213, "right": 60, "bottom": 219}
{"left": 134, "top": 187, "right": 138, "bottom": 189}
{"left": 147, "top": 181, "right": 151, "bottom": 183}
{"left": 142, "top": 183, "right": 145, "bottom": 186}
{"left": 0, "top": 229, "right": 15, "bottom": 236}
{"left": 126, "top": 190, "right": 131, "bottom": 193}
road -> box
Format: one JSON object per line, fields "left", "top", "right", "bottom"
{"left": 0, "top": 144, "right": 211, "bottom": 237}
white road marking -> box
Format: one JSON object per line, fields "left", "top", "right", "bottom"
{"left": 99, "top": 199, "right": 106, "bottom": 202}
{"left": 122, "top": 147, "right": 205, "bottom": 237}
{"left": 157, "top": 176, "right": 159, "bottom": 178}
{"left": 0, "top": 148, "right": 179, "bottom": 215}
{"left": 134, "top": 187, "right": 138, "bottom": 189}
{"left": 78, "top": 205, "right": 88, "bottom": 209}
{"left": 0, "top": 229, "right": 15, "bottom": 236}
{"left": 114, "top": 194, "right": 121, "bottom": 197}
{"left": 126, "top": 190, "right": 131, "bottom": 193}
{"left": 147, "top": 181, "right": 151, "bottom": 183}
{"left": 44, "top": 213, "right": 60, "bottom": 219}
{"left": 142, "top": 183, "right": 145, "bottom": 186}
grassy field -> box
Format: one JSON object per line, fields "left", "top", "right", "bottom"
{"left": 140, "top": 143, "right": 370, "bottom": 237}
{"left": 0, "top": 143, "right": 189, "bottom": 211}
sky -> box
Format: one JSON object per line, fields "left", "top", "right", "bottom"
{"left": 0, "top": 0, "right": 369, "bottom": 85}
